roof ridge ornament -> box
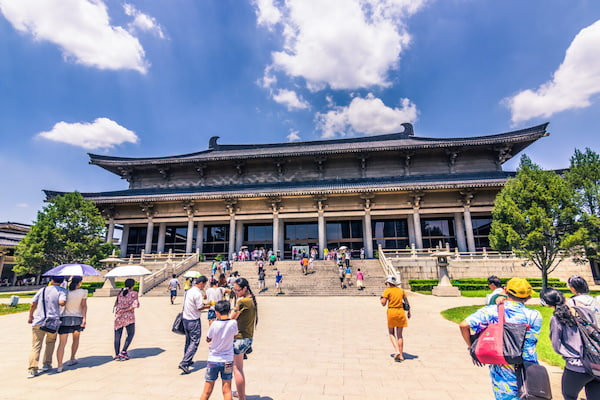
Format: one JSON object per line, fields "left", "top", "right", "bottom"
{"left": 400, "top": 123, "right": 414, "bottom": 137}
{"left": 209, "top": 136, "right": 220, "bottom": 150}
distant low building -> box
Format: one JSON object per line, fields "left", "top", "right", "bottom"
{"left": 0, "top": 222, "right": 31, "bottom": 284}
{"left": 46, "top": 123, "right": 553, "bottom": 262}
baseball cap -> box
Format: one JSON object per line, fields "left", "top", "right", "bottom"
{"left": 505, "top": 278, "right": 532, "bottom": 299}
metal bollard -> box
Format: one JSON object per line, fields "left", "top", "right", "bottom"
{"left": 9, "top": 295, "right": 19, "bottom": 307}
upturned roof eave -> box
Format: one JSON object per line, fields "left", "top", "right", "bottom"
{"left": 88, "top": 123, "right": 549, "bottom": 171}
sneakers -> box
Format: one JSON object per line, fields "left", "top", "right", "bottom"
{"left": 56, "top": 367, "right": 63, "bottom": 373}
{"left": 66, "top": 359, "right": 78, "bottom": 366}
{"left": 113, "top": 355, "right": 122, "bottom": 361}
{"left": 39, "top": 365, "right": 52, "bottom": 373}
{"left": 178, "top": 364, "right": 191, "bottom": 374}
{"left": 26, "top": 370, "right": 37, "bottom": 379}
{"left": 119, "top": 351, "right": 129, "bottom": 361}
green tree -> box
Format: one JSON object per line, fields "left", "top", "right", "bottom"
{"left": 489, "top": 155, "right": 584, "bottom": 289}
{"left": 14, "top": 192, "right": 115, "bottom": 276}
{"left": 566, "top": 148, "right": 600, "bottom": 264}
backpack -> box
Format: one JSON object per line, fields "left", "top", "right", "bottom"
{"left": 516, "top": 361, "right": 552, "bottom": 400}
{"left": 573, "top": 308, "right": 600, "bottom": 380}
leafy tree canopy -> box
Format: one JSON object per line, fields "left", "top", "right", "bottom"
{"left": 490, "top": 155, "right": 585, "bottom": 288}
{"left": 14, "top": 192, "right": 115, "bottom": 276}
{"left": 565, "top": 148, "right": 600, "bottom": 263}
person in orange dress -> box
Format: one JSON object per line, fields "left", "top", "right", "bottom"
{"left": 380, "top": 275, "right": 410, "bottom": 362}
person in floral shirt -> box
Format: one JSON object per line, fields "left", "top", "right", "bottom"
{"left": 113, "top": 278, "right": 139, "bottom": 361}
{"left": 459, "top": 278, "right": 542, "bottom": 400}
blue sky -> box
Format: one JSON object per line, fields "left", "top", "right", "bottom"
{"left": 1, "top": 0, "right": 600, "bottom": 224}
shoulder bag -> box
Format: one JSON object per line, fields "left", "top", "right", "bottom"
{"left": 40, "top": 287, "right": 62, "bottom": 334}
{"left": 470, "top": 302, "right": 529, "bottom": 365}
{"left": 171, "top": 291, "right": 186, "bottom": 335}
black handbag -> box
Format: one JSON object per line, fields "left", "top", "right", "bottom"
{"left": 171, "top": 291, "right": 186, "bottom": 335}
{"left": 516, "top": 361, "right": 552, "bottom": 400}
{"left": 40, "top": 287, "right": 62, "bottom": 334}
{"left": 172, "top": 312, "right": 185, "bottom": 335}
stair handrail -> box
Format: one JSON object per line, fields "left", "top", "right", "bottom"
{"left": 378, "top": 244, "right": 401, "bottom": 283}
{"left": 141, "top": 253, "right": 199, "bottom": 295}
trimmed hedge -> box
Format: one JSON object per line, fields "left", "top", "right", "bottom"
{"left": 408, "top": 277, "right": 567, "bottom": 292}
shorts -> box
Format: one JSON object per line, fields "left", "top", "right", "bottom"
{"left": 207, "top": 309, "right": 216, "bottom": 320}
{"left": 205, "top": 361, "right": 233, "bottom": 382}
{"left": 170, "top": 290, "right": 177, "bottom": 297}
{"left": 233, "top": 338, "right": 253, "bottom": 355}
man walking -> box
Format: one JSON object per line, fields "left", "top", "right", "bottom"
{"left": 179, "top": 275, "right": 209, "bottom": 374}
{"left": 168, "top": 274, "right": 181, "bottom": 305}
{"left": 27, "top": 276, "right": 67, "bottom": 378}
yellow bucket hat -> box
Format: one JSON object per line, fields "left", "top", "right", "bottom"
{"left": 505, "top": 278, "right": 532, "bottom": 299}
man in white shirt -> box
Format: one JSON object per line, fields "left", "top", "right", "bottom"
{"left": 179, "top": 275, "right": 209, "bottom": 374}
{"left": 27, "top": 276, "right": 67, "bottom": 378}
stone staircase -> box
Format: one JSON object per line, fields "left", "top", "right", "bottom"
{"left": 144, "top": 259, "right": 386, "bottom": 297}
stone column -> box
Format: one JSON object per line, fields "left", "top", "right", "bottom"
{"left": 318, "top": 212, "right": 326, "bottom": 259}
{"left": 106, "top": 219, "right": 115, "bottom": 244}
{"left": 236, "top": 222, "right": 244, "bottom": 251}
{"left": 225, "top": 199, "right": 237, "bottom": 257}
{"left": 186, "top": 218, "right": 195, "bottom": 254}
{"left": 410, "top": 192, "right": 424, "bottom": 249}
{"left": 140, "top": 202, "right": 156, "bottom": 254}
{"left": 120, "top": 225, "right": 129, "bottom": 256}
{"left": 454, "top": 212, "right": 467, "bottom": 252}
{"left": 229, "top": 217, "right": 236, "bottom": 257}
{"left": 195, "top": 222, "right": 204, "bottom": 254}
{"left": 183, "top": 201, "right": 195, "bottom": 254}
{"left": 145, "top": 218, "right": 154, "bottom": 254}
{"left": 272, "top": 213, "right": 279, "bottom": 255}
{"left": 157, "top": 223, "right": 167, "bottom": 254}
{"left": 460, "top": 190, "right": 476, "bottom": 252}
{"left": 361, "top": 193, "right": 374, "bottom": 258}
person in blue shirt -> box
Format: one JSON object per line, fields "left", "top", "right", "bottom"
{"left": 459, "top": 278, "right": 542, "bottom": 400}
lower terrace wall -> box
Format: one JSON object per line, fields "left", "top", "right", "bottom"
{"left": 392, "top": 257, "right": 595, "bottom": 289}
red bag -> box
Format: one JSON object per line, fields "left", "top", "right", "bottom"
{"left": 470, "top": 302, "right": 529, "bottom": 365}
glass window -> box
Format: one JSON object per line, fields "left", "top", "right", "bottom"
{"left": 421, "top": 218, "right": 456, "bottom": 249}
{"left": 372, "top": 219, "right": 409, "bottom": 250}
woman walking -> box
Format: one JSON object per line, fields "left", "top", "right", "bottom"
{"left": 567, "top": 275, "right": 600, "bottom": 325}
{"left": 380, "top": 275, "right": 410, "bottom": 362}
{"left": 540, "top": 288, "right": 600, "bottom": 400}
{"left": 231, "top": 277, "right": 258, "bottom": 400}
{"left": 113, "top": 278, "right": 139, "bottom": 361}
{"left": 56, "top": 276, "right": 87, "bottom": 372}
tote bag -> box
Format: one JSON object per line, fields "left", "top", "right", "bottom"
{"left": 470, "top": 302, "right": 529, "bottom": 365}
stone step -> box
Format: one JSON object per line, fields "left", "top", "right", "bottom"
{"left": 144, "top": 259, "right": 386, "bottom": 297}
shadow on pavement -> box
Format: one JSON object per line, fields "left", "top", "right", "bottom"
{"left": 403, "top": 352, "right": 419, "bottom": 360}
{"left": 72, "top": 355, "right": 114, "bottom": 368}
{"left": 128, "top": 347, "right": 165, "bottom": 359}
{"left": 247, "top": 396, "right": 274, "bottom": 400}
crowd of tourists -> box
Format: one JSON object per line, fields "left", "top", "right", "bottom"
{"left": 26, "top": 257, "right": 600, "bottom": 400}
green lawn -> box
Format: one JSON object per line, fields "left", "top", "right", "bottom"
{"left": 0, "top": 304, "right": 30, "bottom": 315}
{"left": 441, "top": 304, "right": 564, "bottom": 368}
{"left": 0, "top": 292, "right": 36, "bottom": 298}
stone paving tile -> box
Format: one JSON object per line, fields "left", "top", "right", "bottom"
{"left": 0, "top": 293, "right": 568, "bottom": 400}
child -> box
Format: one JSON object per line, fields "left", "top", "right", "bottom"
{"left": 275, "top": 270, "right": 283, "bottom": 294}
{"left": 200, "top": 300, "right": 238, "bottom": 400}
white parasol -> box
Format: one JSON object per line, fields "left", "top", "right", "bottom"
{"left": 104, "top": 265, "right": 152, "bottom": 277}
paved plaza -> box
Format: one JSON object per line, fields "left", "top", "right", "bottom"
{"left": 1, "top": 293, "right": 565, "bottom": 400}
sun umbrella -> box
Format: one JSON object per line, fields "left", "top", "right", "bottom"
{"left": 104, "top": 265, "right": 152, "bottom": 277}
{"left": 338, "top": 246, "right": 348, "bottom": 251}
{"left": 43, "top": 263, "right": 101, "bottom": 277}
{"left": 99, "top": 257, "right": 123, "bottom": 263}
{"left": 183, "top": 270, "right": 202, "bottom": 278}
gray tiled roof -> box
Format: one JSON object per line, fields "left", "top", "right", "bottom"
{"left": 48, "top": 171, "right": 514, "bottom": 204}
{"left": 88, "top": 123, "right": 549, "bottom": 168}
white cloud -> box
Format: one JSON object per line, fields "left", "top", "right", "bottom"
{"left": 316, "top": 93, "right": 417, "bottom": 138}
{"left": 16, "top": 203, "right": 29, "bottom": 208}
{"left": 506, "top": 19, "right": 600, "bottom": 124}
{"left": 272, "top": 89, "right": 310, "bottom": 110}
{"left": 0, "top": 0, "right": 148, "bottom": 73}
{"left": 254, "top": 0, "right": 281, "bottom": 29}
{"left": 37, "top": 118, "right": 139, "bottom": 150}
{"left": 256, "top": 0, "right": 427, "bottom": 90}
{"left": 124, "top": 3, "right": 165, "bottom": 39}
{"left": 287, "top": 129, "right": 301, "bottom": 142}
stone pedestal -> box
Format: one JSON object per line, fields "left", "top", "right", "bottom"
{"left": 94, "top": 277, "right": 121, "bottom": 297}
{"left": 432, "top": 266, "right": 461, "bottom": 297}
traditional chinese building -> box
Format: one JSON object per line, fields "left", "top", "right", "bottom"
{"left": 0, "top": 222, "right": 31, "bottom": 283}
{"left": 46, "top": 123, "right": 549, "bottom": 260}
